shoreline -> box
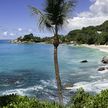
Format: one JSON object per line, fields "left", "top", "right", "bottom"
{"left": 81, "top": 44, "right": 108, "bottom": 53}
{"left": 4, "top": 40, "right": 108, "bottom": 53}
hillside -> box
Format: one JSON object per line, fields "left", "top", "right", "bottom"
{"left": 10, "top": 33, "right": 42, "bottom": 43}
{"left": 11, "top": 20, "right": 108, "bottom": 45}
{"left": 65, "top": 20, "right": 108, "bottom": 45}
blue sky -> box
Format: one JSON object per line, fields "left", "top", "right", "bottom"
{"left": 0, "top": 0, "right": 107, "bottom": 39}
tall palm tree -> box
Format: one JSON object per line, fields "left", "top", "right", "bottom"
{"left": 30, "top": 0, "right": 75, "bottom": 104}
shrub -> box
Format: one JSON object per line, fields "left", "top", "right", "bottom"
{"left": 1, "top": 89, "right": 108, "bottom": 108}
{"left": 0, "top": 94, "right": 62, "bottom": 108}
{"left": 68, "top": 88, "right": 108, "bottom": 108}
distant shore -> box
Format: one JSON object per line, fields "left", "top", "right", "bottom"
{"left": 82, "top": 44, "right": 108, "bottom": 53}
{"left": 9, "top": 37, "right": 108, "bottom": 53}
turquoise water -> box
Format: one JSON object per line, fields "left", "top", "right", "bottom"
{"left": 0, "top": 40, "right": 108, "bottom": 102}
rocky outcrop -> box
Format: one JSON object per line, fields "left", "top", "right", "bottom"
{"left": 10, "top": 40, "right": 22, "bottom": 44}
{"left": 63, "top": 83, "right": 73, "bottom": 89}
{"left": 97, "top": 66, "right": 108, "bottom": 72}
{"left": 97, "top": 67, "right": 106, "bottom": 71}
{"left": 80, "top": 60, "right": 88, "bottom": 63}
{"left": 101, "top": 56, "right": 108, "bottom": 64}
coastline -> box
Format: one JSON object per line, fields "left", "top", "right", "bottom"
{"left": 82, "top": 44, "right": 108, "bottom": 53}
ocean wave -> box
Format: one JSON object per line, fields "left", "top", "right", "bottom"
{"left": 98, "top": 69, "right": 108, "bottom": 74}
{"left": 40, "top": 80, "right": 57, "bottom": 88}
{"left": 65, "top": 79, "right": 108, "bottom": 93}
{"left": 0, "top": 80, "right": 57, "bottom": 100}
{"left": 2, "top": 79, "right": 108, "bottom": 103}
{"left": 1, "top": 85, "right": 44, "bottom": 96}
{"left": 89, "top": 75, "right": 101, "bottom": 79}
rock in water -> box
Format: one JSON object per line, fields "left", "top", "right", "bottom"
{"left": 98, "top": 67, "right": 106, "bottom": 71}
{"left": 80, "top": 60, "right": 88, "bottom": 63}
{"left": 102, "top": 56, "right": 108, "bottom": 64}
{"left": 64, "top": 83, "right": 73, "bottom": 90}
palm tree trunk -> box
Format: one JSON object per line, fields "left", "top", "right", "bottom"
{"left": 53, "top": 25, "right": 63, "bottom": 105}
{"left": 53, "top": 25, "right": 63, "bottom": 104}
{"left": 54, "top": 45, "right": 63, "bottom": 104}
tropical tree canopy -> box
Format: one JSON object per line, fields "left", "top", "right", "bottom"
{"left": 30, "top": 0, "right": 75, "bottom": 32}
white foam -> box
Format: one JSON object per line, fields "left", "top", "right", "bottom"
{"left": 15, "top": 81, "right": 20, "bottom": 84}
{"left": 97, "top": 65, "right": 108, "bottom": 74}
{"left": 1, "top": 85, "right": 44, "bottom": 96}
{"left": 40, "top": 80, "right": 50, "bottom": 86}
{"left": 98, "top": 69, "right": 108, "bottom": 74}
{"left": 40, "top": 80, "right": 57, "bottom": 88}
{"left": 99, "top": 49, "right": 108, "bottom": 53}
{"left": 2, "top": 89, "right": 26, "bottom": 96}
{"left": 90, "top": 75, "right": 101, "bottom": 79}
{"left": 65, "top": 79, "right": 108, "bottom": 93}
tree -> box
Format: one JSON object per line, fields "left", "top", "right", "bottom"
{"left": 30, "top": 0, "right": 75, "bottom": 104}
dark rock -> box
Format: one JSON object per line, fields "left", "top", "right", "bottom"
{"left": 80, "top": 60, "right": 88, "bottom": 63}
{"left": 64, "top": 83, "right": 73, "bottom": 89}
{"left": 98, "top": 67, "right": 106, "bottom": 71}
{"left": 101, "top": 56, "right": 108, "bottom": 64}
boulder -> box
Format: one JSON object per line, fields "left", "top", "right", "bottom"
{"left": 80, "top": 60, "right": 88, "bottom": 63}
{"left": 64, "top": 83, "right": 73, "bottom": 89}
{"left": 101, "top": 56, "right": 108, "bottom": 64}
{"left": 97, "top": 67, "right": 106, "bottom": 71}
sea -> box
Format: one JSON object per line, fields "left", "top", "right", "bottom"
{"left": 0, "top": 40, "right": 108, "bottom": 103}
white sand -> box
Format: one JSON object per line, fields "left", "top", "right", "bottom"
{"left": 82, "top": 44, "right": 108, "bottom": 53}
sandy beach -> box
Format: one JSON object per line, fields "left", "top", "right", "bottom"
{"left": 82, "top": 44, "right": 108, "bottom": 53}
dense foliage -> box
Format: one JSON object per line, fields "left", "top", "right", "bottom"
{"left": 68, "top": 88, "right": 108, "bottom": 108}
{"left": 0, "top": 94, "right": 62, "bottom": 108}
{"left": 66, "top": 20, "right": 108, "bottom": 45}
{"left": 17, "top": 33, "right": 42, "bottom": 43}
{"left": 1, "top": 89, "right": 108, "bottom": 108}
{"left": 14, "top": 20, "right": 108, "bottom": 44}
{"left": 16, "top": 34, "right": 65, "bottom": 44}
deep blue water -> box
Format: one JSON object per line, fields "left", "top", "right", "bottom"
{"left": 0, "top": 40, "right": 108, "bottom": 102}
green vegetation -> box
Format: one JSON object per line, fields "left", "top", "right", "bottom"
{"left": 0, "top": 94, "right": 62, "bottom": 108}
{"left": 21, "top": 33, "right": 41, "bottom": 42}
{"left": 12, "top": 33, "right": 42, "bottom": 43}
{"left": 1, "top": 89, "right": 108, "bottom": 108}
{"left": 42, "top": 20, "right": 108, "bottom": 45}
{"left": 68, "top": 88, "right": 108, "bottom": 108}
{"left": 66, "top": 20, "right": 108, "bottom": 45}
{"left": 13, "top": 33, "right": 66, "bottom": 44}
{"left": 42, "top": 35, "right": 66, "bottom": 44}
{"left": 12, "top": 20, "right": 108, "bottom": 45}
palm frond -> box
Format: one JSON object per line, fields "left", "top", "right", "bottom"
{"left": 29, "top": 6, "right": 43, "bottom": 16}
{"left": 39, "top": 15, "right": 53, "bottom": 30}
{"left": 29, "top": 0, "right": 76, "bottom": 33}
{"left": 29, "top": 5, "right": 54, "bottom": 32}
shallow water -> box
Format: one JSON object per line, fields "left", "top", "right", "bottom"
{"left": 0, "top": 40, "right": 108, "bottom": 102}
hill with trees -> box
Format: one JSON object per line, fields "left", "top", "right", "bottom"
{"left": 11, "top": 20, "right": 108, "bottom": 45}
{"left": 11, "top": 33, "right": 42, "bottom": 43}
{"left": 65, "top": 20, "right": 108, "bottom": 45}
{"left": 11, "top": 33, "right": 65, "bottom": 44}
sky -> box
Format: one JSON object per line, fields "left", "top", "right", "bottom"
{"left": 0, "top": 0, "right": 108, "bottom": 39}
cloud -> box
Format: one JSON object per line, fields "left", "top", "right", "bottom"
{"left": 89, "top": 0, "right": 108, "bottom": 17}
{"left": 65, "top": 0, "right": 108, "bottom": 32}
{"left": 0, "top": 27, "right": 33, "bottom": 39}
{"left": 9, "top": 33, "right": 15, "bottom": 36}
{"left": 3, "top": 31, "right": 8, "bottom": 36}
{"left": 18, "top": 28, "right": 22, "bottom": 31}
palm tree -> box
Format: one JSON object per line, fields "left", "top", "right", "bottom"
{"left": 30, "top": 0, "right": 75, "bottom": 104}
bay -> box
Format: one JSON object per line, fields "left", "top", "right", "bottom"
{"left": 0, "top": 40, "right": 108, "bottom": 102}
